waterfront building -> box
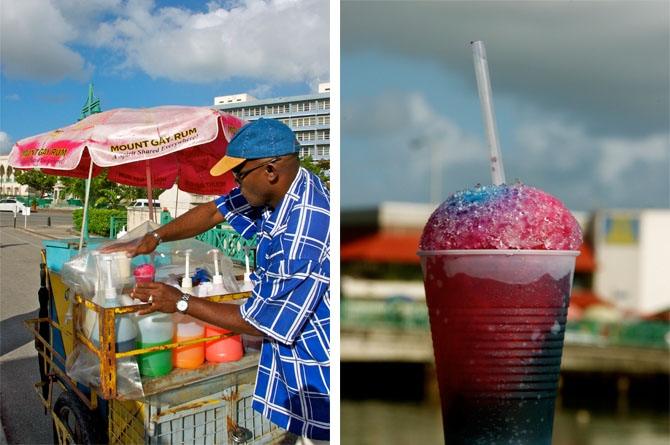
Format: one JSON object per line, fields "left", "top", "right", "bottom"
{"left": 213, "top": 82, "right": 330, "bottom": 160}
{"left": 0, "top": 154, "right": 29, "bottom": 197}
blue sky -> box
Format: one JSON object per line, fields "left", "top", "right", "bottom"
{"left": 341, "top": 1, "right": 670, "bottom": 212}
{"left": 1, "top": 0, "right": 329, "bottom": 148}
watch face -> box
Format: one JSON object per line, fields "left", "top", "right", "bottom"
{"left": 177, "top": 299, "right": 188, "bottom": 312}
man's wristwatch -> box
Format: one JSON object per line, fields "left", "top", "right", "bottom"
{"left": 176, "top": 294, "right": 191, "bottom": 314}
{"left": 147, "top": 230, "right": 163, "bottom": 244}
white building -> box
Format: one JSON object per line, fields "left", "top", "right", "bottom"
{"left": 0, "top": 154, "right": 29, "bottom": 196}
{"left": 592, "top": 209, "right": 670, "bottom": 315}
{"left": 213, "top": 82, "right": 330, "bottom": 160}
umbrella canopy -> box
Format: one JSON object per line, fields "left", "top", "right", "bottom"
{"left": 8, "top": 105, "right": 247, "bottom": 196}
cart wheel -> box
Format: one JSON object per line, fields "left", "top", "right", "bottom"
{"left": 52, "top": 391, "right": 107, "bottom": 444}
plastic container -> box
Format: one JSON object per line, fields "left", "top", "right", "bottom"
{"left": 417, "top": 249, "right": 578, "bottom": 444}
{"left": 133, "top": 263, "right": 155, "bottom": 283}
{"left": 172, "top": 313, "right": 205, "bottom": 369}
{"left": 90, "top": 298, "right": 138, "bottom": 353}
{"left": 136, "top": 312, "right": 174, "bottom": 377}
{"left": 91, "top": 253, "right": 137, "bottom": 352}
{"left": 204, "top": 324, "right": 243, "bottom": 363}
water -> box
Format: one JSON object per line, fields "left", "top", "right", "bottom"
{"left": 341, "top": 364, "right": 669, "bottom": 444}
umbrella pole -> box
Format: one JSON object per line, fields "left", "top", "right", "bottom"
{"left": 146, "top": 160, "right": 154, "bottom": 222}
{"left": 78, "top": 161, "right": 94, "bottom": 251}
{"left": 174, "top": 187, "right": 179, "bottom": 219}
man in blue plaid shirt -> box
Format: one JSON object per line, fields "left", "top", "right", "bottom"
{"left": 122, "top": 119, "right": 330, "bottom": 443}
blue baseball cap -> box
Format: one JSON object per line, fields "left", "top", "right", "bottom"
{"left": 210, "top": 118, "right": 300, "bottom": 176}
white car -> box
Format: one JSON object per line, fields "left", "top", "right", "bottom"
{"left": 127, "top": 199, "right": 161, "bottom": 209}
{"left": 0, "top": 198, "right": 27, "bottom": 213}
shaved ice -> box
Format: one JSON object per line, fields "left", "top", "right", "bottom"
{"left": 420, "top": 182, "right": 583, "bottom": 250}
{"left": 134, "top": 263, "right": 155, "bottom": 282}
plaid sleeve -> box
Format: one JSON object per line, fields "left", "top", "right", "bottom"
{"left": 214, "top": 189, "right": 261, "bottom": 240}
{"left": 241, "top": 258, "right": 329, "bottom": 345}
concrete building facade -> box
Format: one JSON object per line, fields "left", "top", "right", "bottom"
{"left": 213, "top": 82, "right": 330, "bottom": 160}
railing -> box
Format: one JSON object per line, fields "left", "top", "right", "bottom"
{"left": 109, "top": 216, "right": 127, "bottom": 239}
{"left": 195, "top": 224, "right": 256, "bottom": 266}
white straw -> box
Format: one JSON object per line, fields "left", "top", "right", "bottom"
{"left": 472, "top": 41, "right": 506, "bottom": 185}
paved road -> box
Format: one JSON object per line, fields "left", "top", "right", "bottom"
{"left": 0, "top": 211, "right": 76, "bottom": 444}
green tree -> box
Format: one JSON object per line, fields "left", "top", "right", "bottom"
{"left": 13, "top": 170, "right": 57, "bottom": 197}
{"left": 300, "top": 155, "right": 330, "bottom": 188}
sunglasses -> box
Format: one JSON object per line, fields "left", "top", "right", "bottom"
{"left": 232, "top": 158, "right": 280, "bottom": 183}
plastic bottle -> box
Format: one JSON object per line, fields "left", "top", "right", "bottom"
{"left": 136, "top": 312, "right": 174, "bottom": 377}
{"left": 90, "top": 293, "right": 138, "bottom": 353}
{"left": 172, "top": 250, "right": 205, "bottom": 369}
{"left": 172, "top": 313, "right": 205, "bottom": 369}
{"left": 91, "top": 255, "right": 137, "bottom": 353}
{"left": 204, "top": 324, "right": 243, "bottom": 363}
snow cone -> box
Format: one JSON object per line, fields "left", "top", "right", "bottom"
{"left": 418, "top": 183, "right": 582, "bottom": 444}
{"left": 133, "top": 263, "right": 155, "bottom": 283}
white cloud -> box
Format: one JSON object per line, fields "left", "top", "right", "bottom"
{"left": 341, "top": 1, "right": 669, "bottom": 138}
{"left": 2, "top": 0, "right": 329, "bottom": 85}
{"left": 599, "top": 135, "right": 670, "bottom": 184}
{"left": 0, "top": 0, "right": 91, "bottom": 82}
{"left": 0, "top": 132, "right": 13, "bottom": 155}
{"left": 342, "top": 90, "right": 670, "bottom": 210}
{"left": 342, "top": 91, "right": 490, "bottom": 204}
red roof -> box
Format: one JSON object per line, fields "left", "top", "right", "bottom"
{"left": 341, "top": 232, "right": 596, "bottom": 272}
{"left": 341, "top": 233, "right": 422, "bottom": 264}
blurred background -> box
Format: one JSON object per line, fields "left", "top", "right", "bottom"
{"left": 340, "top": 1, "right": 669, "bottom": 443}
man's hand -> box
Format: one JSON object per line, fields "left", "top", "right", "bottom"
{"left": 131, "top": 281, "right": 182, "bottom": 315}
{"left": 100, "top": 233, "right": 160, "bottom": 258}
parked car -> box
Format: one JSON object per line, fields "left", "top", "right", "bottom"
{"left": 127, "top": 199, "right": 161, "bottom": 209}
{"left": 0, "top": 198, "right": 28, "bottom": 213}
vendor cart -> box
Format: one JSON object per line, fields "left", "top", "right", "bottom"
{"left": 25, "top": 238, "right": 293, "bottom": 444}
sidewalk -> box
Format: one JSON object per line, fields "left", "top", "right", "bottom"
{"left": 1, "top": 222, "right": 77, "bottom": 444}
{"left": 19, "top": 224, "right": 81, "bottom": 240}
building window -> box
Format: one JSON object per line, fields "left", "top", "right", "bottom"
{"left": 299, "top": 146, "right": 313, "bottom": 157}
{"left": 293, "top": 101, "right": 316, "bottom": 112}
{"left": 296, "top": 131, "right": 315, "bottom": 142}
{"left": 244, "top": 107, "right": 264, "bottom": 117}
{"left": 317, "top": 100, "right": 330, "bottom": 110}
{"left": 268, "top": 104, "right": 289, "bottom": 115}
{"left": 293, "top": 117, "right": 316, "bottom": 127}
{"left": 317, "top": 129, "right": 329, "bottom": 140}
{"left": 317, "top": 116, "right": 330, "bottom": 125}
{"left": 316, "top": 145, "right": 330, "bottom": 156}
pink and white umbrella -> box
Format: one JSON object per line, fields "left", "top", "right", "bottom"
{"left": 9, "top": 105, "right": 246, "bottom": 246}
{"left": 9, "top": 105, "right": 246, "bottom": 194}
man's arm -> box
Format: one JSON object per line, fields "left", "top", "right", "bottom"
{"left": 154, "top": 200, "right": 225, "bottom": 242}
{"left": 102, "top": 200, "right": 226, "bottom": 257}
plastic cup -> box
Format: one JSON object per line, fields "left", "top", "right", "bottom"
{"left": 134, "top": 274, "right": 154, "bottom": 283}
{"left": 134, "top": 264, "right": 156, "bottom": 283}
{"left": 417, "top": 249, "right": 579, "bottom": 444}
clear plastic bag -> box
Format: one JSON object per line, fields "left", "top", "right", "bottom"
{"left": 62, "top": 221, "right": 241, "bottom": 399}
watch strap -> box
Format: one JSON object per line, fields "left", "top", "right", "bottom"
{"left": 148, "top": 230, "right": 163, "bottom": 244}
